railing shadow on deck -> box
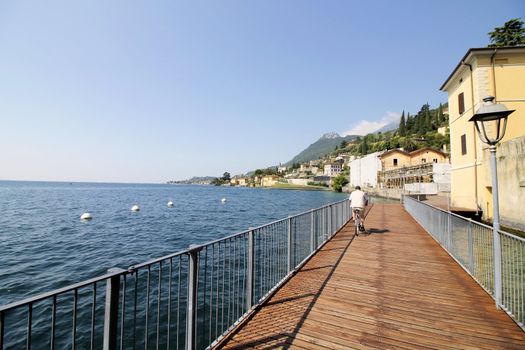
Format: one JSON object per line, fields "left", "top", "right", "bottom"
{"left": 404, "top": 196, "right": 525, "bottom": 332}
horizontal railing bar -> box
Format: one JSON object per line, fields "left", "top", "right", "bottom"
{"left": 0, "top": 269, "right": 126, "bottom": 313}
{"left": 499, "top": 230, "right": 525, "bottom": 243}
{"left": 404, "top": 196, "right": 519, "bottom": 235}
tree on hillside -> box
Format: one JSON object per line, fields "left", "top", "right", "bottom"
{"left": 437, "top": 103, "right": 444, "bottom": 126}
{"left": 360, "top": 136, "right": 369, "bottom": 155}
{"left": 398, "top": 111, "right": 406, "bottom": 136}
{"left": 222, "top": 172, "right": 231, "bottom": 181}
{"left": 488, "top": 18, "right": 525, "bottom": 47}
{"left": 405, "top": 113, "right": 414, "bottom": 134}
{"left": 402, "top": 137, "right": 417, "bottom": 152}
{"left": 425, "top": 108, "right": 433, "bottom": 131}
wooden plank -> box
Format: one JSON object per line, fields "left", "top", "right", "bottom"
{"left": 217, "top": 204, "right": 525, "bottom": 350}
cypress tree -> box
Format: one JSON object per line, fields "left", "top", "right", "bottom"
{"left": 414, "top": 114, "right": 421, "bottom": 134}
{"left": 406, "top": 113, "right": 413, "bottom": 134}
{"left": 425, "top": 108, "right": 432, "bottom": 132}
{"left": 398, "top": 111, "right": 406, "bottom": 136}
{"left": 437, "top": 103, "right": 444, "bottom": 126}
{"left": 360, "top": 137, "right": 369, "bottom": 155}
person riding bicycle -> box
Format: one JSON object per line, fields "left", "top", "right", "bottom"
{"left": 349, "top": 186, "right": 368, "bottom": 231}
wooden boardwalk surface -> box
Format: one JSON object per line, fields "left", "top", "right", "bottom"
{"left": 217, "top": 204, "right": 525, "bottom": 349}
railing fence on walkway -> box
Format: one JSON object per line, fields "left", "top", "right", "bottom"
{"left": 404, "top": 196, "right": 525, "bottom": 331}
{"left": 0, "top": 199, "right": 351, "bottom": 350}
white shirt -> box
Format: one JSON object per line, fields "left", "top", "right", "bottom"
{"left": 349, "top": 190, "right": 368, "bottom": 208}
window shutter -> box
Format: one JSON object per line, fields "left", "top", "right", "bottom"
{"left": 461, "top": 134, "right": 467, "bottom": 155}
{"left": 458, "top": 93, "right": 465, "bottom": 114}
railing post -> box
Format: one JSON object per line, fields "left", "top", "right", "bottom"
{"left": 447, "top": 211, "right": 452, "bottom": 252}
{"left": 468, "top": 220, "right": 474, "bottom": 272}
{"left": 310, "top": 210, "right": 315, "bottom": 253}
{"left": 287, "top": 216, "right": 293, "bottom": 273}
{"left": 246, "top": 229, "right": 254, "bottom": 310}
{"left": 328, "top": 205, "right": 332, "bottom": 236}
{"left": 0, "top": 311, "right": 4, "bottom": 350}
{"left": 186, "top": 245, "right": 202, "bottom": 350}
{"left": 103, "top": 268, "right": 125, "bottom": 350}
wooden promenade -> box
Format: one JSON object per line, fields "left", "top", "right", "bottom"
{"left": 217, "top": 204, "right": 525, "bottom": 349}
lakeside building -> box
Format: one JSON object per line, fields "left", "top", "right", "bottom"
{"left": 230, "top": 177, "right": 248, "bottom": 187}
{"left": 380, "top": 148, "right": 449, "bottom": 170}
{"left": 349, "top": 151, "right": 383, "bottom": 188}
{"left": 323, "top": 163, "right": 342, "bottom": 177}
{"left": 440, "top": 46, "right": 525, "bottom": 230}
{"left": 261, "top": 175, "right": 280, "bottom": 187}
{"left": 378, "top": 148, "right": 450, "bottom": 191}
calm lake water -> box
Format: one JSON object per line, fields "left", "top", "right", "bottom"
{"left": 0, "top": 181, "right": 347, "bottom": 306}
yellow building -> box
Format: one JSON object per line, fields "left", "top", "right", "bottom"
{"left": 409, "top": 148, "right": 449, "bottom": 165}
{"left": 379, "top": 148, "right": 448, "bottom": 171}
{"left": 261, "top": 175, "right": 280, "bottom": 187}
{"left": 440, "top": 46, "right": 525, "bottom": 230}
{"left": 379, "top": 149, "right": 411, "bottom": 170}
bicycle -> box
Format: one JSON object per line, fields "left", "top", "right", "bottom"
{"left": 353, "top": 208, "right": 365, "bottom": 236}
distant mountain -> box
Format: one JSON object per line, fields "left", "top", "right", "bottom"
{"left": 373, "top": 119, "right": 400, "bottom": 134}
{"left": 286, "top": 132, "right": 358, "bottom": 165}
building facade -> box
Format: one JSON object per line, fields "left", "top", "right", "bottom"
{"left": 323, "top": 163, "right": 342, "bottom": 177}
{"left": 440, "top": 47, "right": 525, "bottom": 230}
{"left": 349, "top": 151, "right": 383, "bottom": 188}
{"left": 379, "top": 148, "right": 448, "bottom": 171}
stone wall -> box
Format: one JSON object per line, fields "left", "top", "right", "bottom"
{"left": 492, "top": 135, "right": 525, "bottom": 231}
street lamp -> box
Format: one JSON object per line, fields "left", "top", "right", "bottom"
{"left": 469, "top": 96, "right": 515, "bottom": 308}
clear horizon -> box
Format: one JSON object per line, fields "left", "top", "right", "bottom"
{"left": 1, "top": 1, "right": 523, "bottom": 182}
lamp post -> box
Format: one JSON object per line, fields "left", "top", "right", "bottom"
{"left": 468, "top": 96, "right": 515, "bottom": 308}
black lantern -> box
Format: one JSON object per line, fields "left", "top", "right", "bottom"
{"left": 468, "top": 96, "right": 515, "bottom": 145}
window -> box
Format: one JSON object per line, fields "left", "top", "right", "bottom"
{"left": 393, "top": 159, "right": 398, "bottom": 166}
{"left": 433, "top": 158, "right": 438, "bottom": 163}
{"left": 458, "top": 92, "right": 465, "bottom": 114}
{"left": 461, "top": 134, "right": 467, "bottom": 155}
{"left": 421, "top": 158, "right": 426, "bottom": 163}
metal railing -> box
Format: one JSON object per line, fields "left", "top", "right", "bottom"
{"left": 0, "top": 199, "right": 351, "bottom": 350}
{"left": 404, "top": 196, "right": 525, "bottom": 331}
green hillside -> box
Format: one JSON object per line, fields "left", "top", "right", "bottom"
{"left": 286, "top": 133, "right": 358, "bottom": 165}
{"left": 333, "top": 103, "right": 450, "bottom": 156}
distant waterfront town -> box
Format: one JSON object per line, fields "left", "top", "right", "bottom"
{"left": 171, "top": 45, "right": 525, "bottom": 234}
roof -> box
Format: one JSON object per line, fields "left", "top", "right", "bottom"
{"left": 379, "top": 147, "right": 448, "bottom": 159}
{"left": 409, "top": 147, "right": 449, "bottom": 157}
{"left": 440, "top": 46, "right": 525, "bottom": 91}
{"left": 379, "top": 149, "right": 410, "bottom": 158}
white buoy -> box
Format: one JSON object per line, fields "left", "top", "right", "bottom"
{"left": 131, "top": 205, "right": 140, "bottom": 212}
{"left": 80, "top": 212, "right": 92, "bottom": 221}
{"left": 221, "top": 198, "right": 226, "bottom": 203}
{"left": 167, "top": 201, "right": 174, "bottom": 208}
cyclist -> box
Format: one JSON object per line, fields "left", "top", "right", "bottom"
{"left": 349, "top": 186, "right": 368, "bottom": 232}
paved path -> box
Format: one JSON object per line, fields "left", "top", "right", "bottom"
{"left": 217, "top": 204, "right": 525, "bottom": 349}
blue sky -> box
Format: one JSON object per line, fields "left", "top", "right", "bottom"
{"left": 1, "top": 1, "right": 523, "bottom": 182}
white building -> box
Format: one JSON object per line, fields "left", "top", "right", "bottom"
{"left": 349, "top": 151, "right": 383, "bottom": 188}
{"left": 324, "top": 163, "right": 342, "bottom": 177}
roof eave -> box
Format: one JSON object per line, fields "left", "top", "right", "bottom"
{"left": 440, "top": 46, "right": 525, "bottom": 92}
